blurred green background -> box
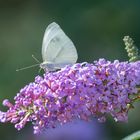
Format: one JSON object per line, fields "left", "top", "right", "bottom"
{"left": 0, "top": 0, "right": 140, "bottom": 139}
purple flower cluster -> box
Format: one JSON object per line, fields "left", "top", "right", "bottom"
{"left": 0, "top": 59, "right": 140, "bottom": 134}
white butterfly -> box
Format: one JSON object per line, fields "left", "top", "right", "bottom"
{"left": 40, "top": 22, "right": 78, "bottom": 71}
{"left": 16, "top": 22, "right": 78, "bottom": 72}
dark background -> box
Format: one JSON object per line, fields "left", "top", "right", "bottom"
{"left": 0, "top": 0, "right": 140, "bottom": 140}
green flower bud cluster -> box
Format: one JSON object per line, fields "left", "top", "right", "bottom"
{"left": 123, "top": 36, "right": 140, "bottom": 62}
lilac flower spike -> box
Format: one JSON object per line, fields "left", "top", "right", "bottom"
{"left": 1, "top": 59, "right": 140, "bottom": 134}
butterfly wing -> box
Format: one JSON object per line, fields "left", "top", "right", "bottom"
{"left": 42, "top": 22, "right": 78, "bottom": 67}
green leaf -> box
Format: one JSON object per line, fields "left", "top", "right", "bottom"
{"left": 122, "top": 131, "right": 140, "bottom": 140}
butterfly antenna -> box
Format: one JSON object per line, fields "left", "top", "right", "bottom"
{"left": 32, "top": 54, "right": 40, "bottom": 63}
{"left": 16, "top": 64, "right": 40, "bottom": 72}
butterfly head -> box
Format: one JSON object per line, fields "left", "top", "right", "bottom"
{"left": 40, "top": 62, "right": 58, "bottom": 72}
